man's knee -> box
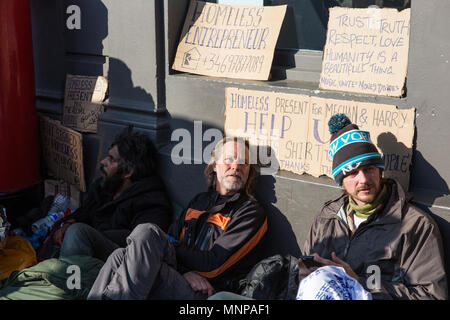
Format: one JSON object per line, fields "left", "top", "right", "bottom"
{"left": 128, "top": 223, "right": 166, "bottom": 244}
{"left": 106, "top": 247, "right": 126, "bottom": 267}
{"left": 60, "top": 223, "right": 97, "bottom": 258}
{"left": 64, "top": 222, "right": 92, "bottom": 242}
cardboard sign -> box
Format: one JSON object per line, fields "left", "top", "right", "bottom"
{"left": 62, "top": 74, "right": 108, "bottom": 133}
{"left": 224, "top": 87, "right": 415, "bottom": 190}
{"left": 39, "top": 115, "right": 86, "bottom": 192}
{"left": 172, "top": 1, "right": 286, "bottom": 80}
{"left": 319, "top": 8, "right": 410, "bottom": 97}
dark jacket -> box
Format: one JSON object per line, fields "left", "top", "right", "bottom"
{"left": 168, "top": 190, "right": 268, "bottom": 292}
{"left": 73, "top": 175, "right": 172, "bottom": 247}
{"left": 303, "top": 179, "right": 448, "bottom": 300}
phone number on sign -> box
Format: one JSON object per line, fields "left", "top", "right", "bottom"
{"left": 202, "top": 53, "right": 265, "bottom": 74}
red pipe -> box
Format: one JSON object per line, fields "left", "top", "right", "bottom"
{"left": 0, "top": 0, "right": 40, "bottom": 192}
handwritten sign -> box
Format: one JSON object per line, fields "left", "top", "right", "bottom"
{"left": 62, "top": 74, "right": 108, "bottom": 133}
{"left": 172, "top": 1, "right": 286, "bottom": 80}
{"left": 39, "top": 115, "right": 86, "bottom": 192}
{"left": 224, "top": 87, "right": 415, "bottom": 190}
{"left": 319, "top": 8, "right": 410, "bottom": 97}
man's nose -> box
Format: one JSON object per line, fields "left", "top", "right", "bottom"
{"left": 229, "top": 161, "right": 239, "bottom": 170}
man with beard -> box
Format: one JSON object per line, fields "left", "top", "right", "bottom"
{"left": 87, "top": 136, "right": 268, "bottom": 300}
{"left": 296, "top": 114, "right": 447, "bottom": 300}
{"left": 52, "top": 127, "right": 172, "bottom": 261}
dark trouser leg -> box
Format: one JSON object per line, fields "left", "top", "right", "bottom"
{"left": 87, "top": 223, "right": 205, "bottom": 300}
{"left": 147, "top": 258, "right": 207, "bottom": 300}
{"left": 59, "top": 223, "right": 119, "bottom": 261}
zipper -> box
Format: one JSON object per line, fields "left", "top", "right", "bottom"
{"left": 326, "top": 213, "right": 353, "bottom": 260}
{"left": 331, "top": 200, "right": 387, "bottom": 260}
{"left": 331, "top": 211, "right": 369, "bottom": 260}
{"left": 343, "top": 217, "right": 380, "bottom": 259}
{"left": 194, "top": 222, "right": 208, "bottom": 248}
{"left": 199, "top": 227, "right": 213, "bottom": 251}
{"left": 185, "top": 220, "right": 196, "bottom": 247}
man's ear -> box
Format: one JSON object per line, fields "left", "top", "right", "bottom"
{"left": 213, "top": 163, "right": 216, "bottom": 172}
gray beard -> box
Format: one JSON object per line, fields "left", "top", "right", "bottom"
{"left": 220, "top": 176, "right": 245, "bottom": 192}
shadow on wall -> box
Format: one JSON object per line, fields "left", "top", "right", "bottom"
{"left": 64, "top": 0, "right": 109, "bottom": 187}
{"left": 157, "top": 117, "right": 222, "bottom": 208}
{"left": 377, "top": 131, "right": 412, "bottom": 192}
{"left": 96, "top": 57, "right": 157, "bottom": 174}
{"left": 256, "top": 174, "right": 302, "bottom": 258}
{"left": 377, "top": 131, "right": 449, "bottom": 202}
{"left": 106, "top": 58, "right": 156, "bottom": 110}
{"left": 65, "top": 1, "right": 159, "bottom": 187}
{"left": 252, "top": 144, "right": 302, "bottom": 258}
{"left": 64, "top": 0, "right": 108, "bottom": 55}
{"left": 377, "top": 130, "right": 449, "bottom": 203}
{"left": 377, "top": 131, "right": 450, "bottom": 288}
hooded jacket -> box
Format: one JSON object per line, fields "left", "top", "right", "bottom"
{"left": 73, "top": 175, "right": 172, "bottom": 246}
{"left": 303, "top": 179, "right": 448, "bottom": 300}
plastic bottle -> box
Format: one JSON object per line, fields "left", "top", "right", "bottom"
{"left": 48, "top": 194, "right": 70, "bottom": 214}
{"left": 30, "top": 194, "right": 71, "bottom": 235}
{"left": 31, "top": 210, "right": 68, "bottom": 234}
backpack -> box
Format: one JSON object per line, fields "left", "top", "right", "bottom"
{"left": 239, "top": 254, "right": 299, "bottom": 300}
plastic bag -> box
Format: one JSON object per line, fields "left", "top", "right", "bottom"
{"left": 0, "top": 235, "right": 37, "bottom": 280}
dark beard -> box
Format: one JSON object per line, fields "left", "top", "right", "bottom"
{"left": 100, "top": 167, "right": 125, "bottom": 197}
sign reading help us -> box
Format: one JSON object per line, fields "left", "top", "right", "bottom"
{"left": 224, "top": 87, "right": 415, "bottom": 190}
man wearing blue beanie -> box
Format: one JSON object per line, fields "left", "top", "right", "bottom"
{"left": 296, "top": 114, "right": 448, "bottom": 300}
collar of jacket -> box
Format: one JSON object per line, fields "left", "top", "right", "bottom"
{"left": 208, "top": 190, "right": 245, "bottom": 213}
{"left": 322, "top": 178, "right": 408, "bottom": 226}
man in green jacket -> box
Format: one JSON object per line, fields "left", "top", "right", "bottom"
{"left": 297, "top": 114, "right": 448, "bottom": 300}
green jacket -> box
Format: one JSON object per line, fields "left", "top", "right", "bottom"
{"left": 0, "top": 255, "right": 104, "bottom": 300}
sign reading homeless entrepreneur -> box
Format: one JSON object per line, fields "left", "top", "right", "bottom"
{"left": 224, "top": 87, "right": 415, "bottom": 190}
{"left": 172, "top": 1, "right": 287, "bottom": 80}
{"left": 39, "top": 115, "right": 86, "bottom": 192}
{"left": 62, "top": 74, "right": 108, "bottom": 133}
{"left": 319, "top": 7, "right": 410, "bottom": 97}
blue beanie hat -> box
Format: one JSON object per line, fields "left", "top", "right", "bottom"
{"left": 328, "top": 114, "right": 384, "bottom": 185}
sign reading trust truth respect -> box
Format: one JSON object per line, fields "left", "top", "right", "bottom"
{"left": 224, "top": 87, "right": 415, "bottom": 190}
{"left": 172, "top": 1, "right": 286, "bottom": 80}
{"left": 319, "top": 7, "right": 410, "bottom": 97}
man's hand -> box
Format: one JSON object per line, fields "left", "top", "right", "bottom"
{"left": 53, "top": 219, "right": 76, "bottom": 246}
{"left": 183, "top": 271, "right": 214, "bottom": 297}
{"left": 297, "top": 257, "right": 320, "bottom": 282}
{"left": 313, "top": 252, "right": 360, "bottom": 282}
